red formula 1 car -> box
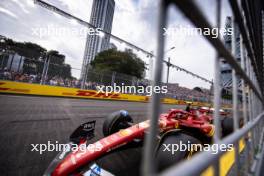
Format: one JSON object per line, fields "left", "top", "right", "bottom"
{"left": 44, "top": 108, "right": 233, "bottom": 176}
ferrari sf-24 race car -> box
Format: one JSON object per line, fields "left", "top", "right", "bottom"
{"left": 44, "top": 107, "right": 235, "bottom": 176}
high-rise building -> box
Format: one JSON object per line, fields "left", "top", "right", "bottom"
{"left": 81, "top": 0, "right": 115, "bottom": 80}
{"left": 220, "top": 16, "right": 241, "bottom": 89}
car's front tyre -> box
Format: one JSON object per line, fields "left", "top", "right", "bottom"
{"left": 103, "top": 110, "right": 133, "bottom": 137}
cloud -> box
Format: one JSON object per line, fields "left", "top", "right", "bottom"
{"left": 0, "top": 6, "right": 18, "bottom": 19}
{"left": 0, "top": 0, "right": 230, "bottom": 89}
{"left": 112, "top": 0, "right": 157, "bottom": 50}
{"left": 11, "top": 0, "right": 30, "bottom": 14}
{"left": 44, "top": 0, "right": 92, "bottom": 21}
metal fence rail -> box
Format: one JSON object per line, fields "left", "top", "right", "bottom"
{"left": 143, "top": 0, "right": 264, "bottom": 175}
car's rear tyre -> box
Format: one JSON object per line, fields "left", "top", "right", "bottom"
{"left": 221, "top": 117, "right": 244, "bottom": 137}
{"left": 221, "top": 117, "right": 233, "bottom": 137}
{"left": 103, "top": 110, "right": 133, "bottom": 137}
{"left": 156, "top": 132, "right": 202, "bottom": 172}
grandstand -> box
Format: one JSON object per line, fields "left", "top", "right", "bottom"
{"left": 0, "top": 66, "right": 211, "bottom": 102}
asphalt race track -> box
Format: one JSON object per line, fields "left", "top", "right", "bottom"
{"left": 0, "top": 94, "right": 183, "bottom": 176}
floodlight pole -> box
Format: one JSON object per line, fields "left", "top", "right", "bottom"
{"left": 166, "top": 57, "right": 171, "bottom": 84}
{"left": 81, "top": 64, "right": 89, "bottom": 89}
{"left": 40, "top": 51, "right": 53, "bottom": 85}
{"left": 40, "top": 53, "right": 50, "bottom": 85}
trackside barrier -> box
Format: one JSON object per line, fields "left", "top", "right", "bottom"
{"left": 142, "top": 0, "right": 264, "bottom": 176}
{"left": 0, "top": 80, "right": 213, "bottom": 106}
{"left": 0, "top": 80, "right": 149, "bottom": 102}
{"left": 201, "top": 139, "right": 245, "bottom": 176}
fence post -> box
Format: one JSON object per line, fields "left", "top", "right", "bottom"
{"left": 231, "top": 16, "right": 240, "bottom": 176}
{"left": 240, "top": 36, "right": 250, "bottom": 174}
{"left": 111, "top": 72, "right": 116, "bottom": 86}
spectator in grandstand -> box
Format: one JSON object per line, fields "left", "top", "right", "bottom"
{"left": 0, "top": 68, "right": 211, "bottom": 102}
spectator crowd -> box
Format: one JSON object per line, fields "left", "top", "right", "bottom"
{"left": 0, "top": 68, "right": 211, "bottom": 102}
{"left": 165, "top": 83, "right": 211, "bottom": 102}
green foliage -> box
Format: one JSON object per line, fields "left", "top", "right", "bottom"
{"left": 1, "top": 36, "right": 72, "bottom": 79}
{"left": 4, "top": 39, "right": 46, "bottom": 60}
{"left": 193, "top": 87, "right": 203, "bottom": 92}
{"left": 91, "top": 49, "right": 145, "bottom": 79}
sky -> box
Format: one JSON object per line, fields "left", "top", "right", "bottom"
{"left": 0, "top": 0, "right": 232, "bottom": 89}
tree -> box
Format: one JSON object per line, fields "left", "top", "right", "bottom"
{"left": 45, "top": 50, "right": 72, "bottom": 79}
{"left": 3, "top": 39, "right": 47, "bottom": 59}
{"left": 193, "top": 87, "right": 203, "bottom": 92}
{"left": 1, "top": 36, "right": 72, "bottom": 79}
{"left": 91, "top": 49, "right": 145, "bottom": 79}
